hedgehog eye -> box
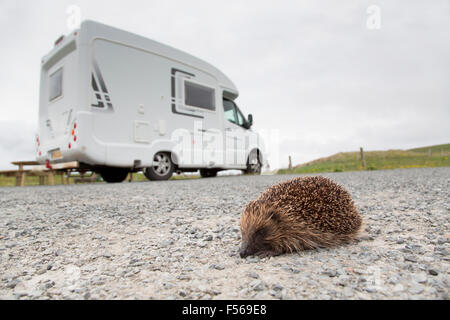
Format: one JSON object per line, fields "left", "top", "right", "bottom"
{"left": 255, "top": 227, "right": 267, "bottom": 238}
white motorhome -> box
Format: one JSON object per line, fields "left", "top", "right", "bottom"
{"left": 37, "top": 20, "right": 265, "bottom": 182}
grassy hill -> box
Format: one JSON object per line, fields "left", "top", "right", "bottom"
{"left": 278, "top": 143, "right": 450, "bottom": 174}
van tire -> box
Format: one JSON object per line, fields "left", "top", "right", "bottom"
{"left": 144, "top": 152, "right": 174, "bottom": 181}
{"left": 244, "top": 150, "right": 262, "bottom": 175}
{"left": 100, "top": 167, "right": 129, "bottom": 183}
{"left": 200, "top": 169, "right": 218, "bottom": 178}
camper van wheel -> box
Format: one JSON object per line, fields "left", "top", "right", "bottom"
{"left": 200, "top": 169, "right": 218, "bottom": 178}
{"left": 99, "top": 167, "right": 129, "bottom": 183}
{"left": 144, "top": 152, "right": 174, "bottom": 181}
{"left": 245, "top": 151, "right": 262, "bottom": 175}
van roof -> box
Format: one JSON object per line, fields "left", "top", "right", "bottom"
{"left": 79, "top": 20, "right": 239, "bottom": 99}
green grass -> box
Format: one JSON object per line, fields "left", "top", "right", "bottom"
{"left": 408, "top": 143, "right": 450, "bottom": 154}
{"left": 0, "top": 175, "right": 44, "bottom": 187}
{"left": 278, "top": 143, "right": 450, "bottom": 174}
{"left": 0, "top": 172, "right": 103, "bottom": 187}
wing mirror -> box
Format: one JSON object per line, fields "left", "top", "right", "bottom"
{"left": 246, "top": 114, "right": 253, "bottom": 128}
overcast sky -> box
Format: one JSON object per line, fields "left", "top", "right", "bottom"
{"left": 0, "top": 0, "right": 449, "bottom": 170}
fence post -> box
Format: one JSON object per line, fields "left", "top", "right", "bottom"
{"left": 360, "top": 147, "right": 366, "bottom": 169}
{"left": 288, "top": 156, "right": 293, "bottom": 172}
{"left": 428, "top": 148, "right": 432, "bottom": 158}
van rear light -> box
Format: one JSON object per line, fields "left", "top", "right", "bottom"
{"left": 39, "top": 151, "right": 42, "bottom": 156}
{"left": 68, "top": 143, "right": 71, "bottom": 149}
{"left": 73, "top": 136, "right": 77, "bottom": 142}
{"left": 72, "top": 130, "right": 75, "bottom": 135}
{"left": 73, "top": 123, "right": 77, "bottom": 129}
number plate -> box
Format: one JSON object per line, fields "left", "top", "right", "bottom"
{"left": 51, "top": 150, "right": 62, "bottom": 160}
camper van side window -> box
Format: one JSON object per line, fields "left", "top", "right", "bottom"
{"left": 49, "top": 68, "right": 63, "bottom": 101}
{"left": 184, "top": 81, "right": 215, "bottom": 111}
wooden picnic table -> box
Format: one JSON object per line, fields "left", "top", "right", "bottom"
{"left": 2, "top": 160, "right": 80, "bottom": 187}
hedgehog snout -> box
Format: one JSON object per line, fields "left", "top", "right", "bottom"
{"left": 239, "top": 241, "right": 250, "bottom": 258}
{"left": 240, "top": 240, "right": 259, "bottom": 258}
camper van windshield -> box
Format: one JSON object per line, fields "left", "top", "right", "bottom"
{"left": 224, "top": 99, "right": 247, "bottom": 128}
{"left": 236, "top": 107, "right": 245, "bottom": 126}
{"left": 49, "top": 68, "right": 63, "bottom": 101}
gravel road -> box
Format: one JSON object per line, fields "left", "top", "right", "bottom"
{"left": 0, "top": 167, "right": 448, "bottom": 300}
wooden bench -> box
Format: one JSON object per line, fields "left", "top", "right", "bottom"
{"left": 30, "top": 161, "right": 80, "bottom": 186}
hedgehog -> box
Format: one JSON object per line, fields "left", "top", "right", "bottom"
{"left": 239, "top": 176, "right": 362, "bottom": 258}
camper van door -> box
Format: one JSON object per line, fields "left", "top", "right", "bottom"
{"left": 174, "top": 71, "right": 223, "bottom": 167}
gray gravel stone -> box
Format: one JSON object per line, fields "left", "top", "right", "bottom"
{"left": 343, "top": 287, "right": 354, "bottom": 297}
{"left": 246, "top": 256, "right": 260, "bottom": 263}
{"left": 404, "top": 255, "right": 418, "bottom": 263}
{"left": 413, "top": 273, "right": 428, "bottom": 284}
{"left": 6, "top": 279, "right": 20, "bottom": 289}
{"left": 250, "top": 280, "right": 265, "bottom": 292}
{"left": 410, "top": 284, "right": 424, "bottom": 295}
{"left": 393, "top": 284, "right": 405, "bottom": 292}
{"left": 209, "top": 264, "right": 225, "bottom": 270}
{"left": 428, "top": 269, "right": 439, "bottom": 276}
{"left": 272, "top": 284, "right": 283, "bottom": 291}
{"left": 323, "top": 270, "right": 338, "bottom": 277}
